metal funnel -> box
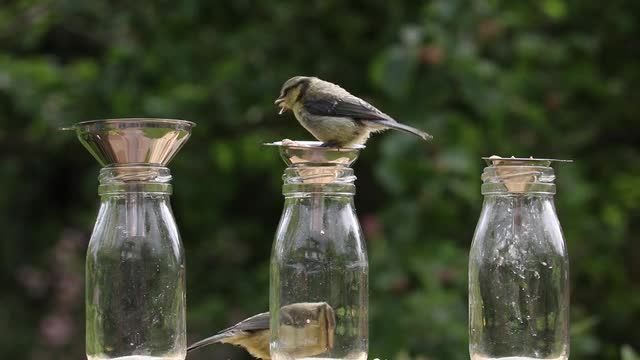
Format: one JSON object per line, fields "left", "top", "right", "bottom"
{"left": 65, "top": 118, "right": 195, "bottom": 166}
{"left": 482, "top": 156, "right": 573, "bottom": 167}
{"left": 265, "top": 140, "right": 364, "bottom": 167}
{"left": 481, "top": 155, "right": 572, "bottom": 193}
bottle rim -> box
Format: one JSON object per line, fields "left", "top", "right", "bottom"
{"left": 98, "top": 165, "right": 173, "bottom": 195}
{"left": 282, "top": 167, "right": 356, "bottom": 196}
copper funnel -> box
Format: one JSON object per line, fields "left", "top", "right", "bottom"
{"left": 65, "top": 118, "right": 195, "bottom": 166}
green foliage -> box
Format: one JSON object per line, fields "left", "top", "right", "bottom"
{"left": 1, "top": 0, "right": 639, "bottom": 359}
{"left": 622, "top": 345, "right": 640, "bottom": 360}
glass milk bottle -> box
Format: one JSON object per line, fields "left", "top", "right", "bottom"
{"left": 469, "top": 157, "right": 570, "bottom": 360}
{"left": 68, "top": 119, "right": 194, "bottom": 360}
{"left": 269, "top": 141, "right": 368, "bottom": 360}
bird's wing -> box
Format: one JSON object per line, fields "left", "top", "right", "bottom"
{"left": 217, "top": 311, "right": 270, "bottom": 335}
{"left": 304, "top": 95, "right": 395, "bottom": 122}
{"left": 187, "top": 312, "right": 270, "bottom": 353}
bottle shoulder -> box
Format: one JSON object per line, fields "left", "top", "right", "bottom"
{"left": 471, "top": 196, "right": 567, "bottom": 257}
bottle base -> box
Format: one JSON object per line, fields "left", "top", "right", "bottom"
{"left": 87, "top": 355, "right": 184, "bottom": 360}
{"left": 471, "top": 355, "right": 568, "bottom": 360}
{"left": 272, "top": 353, "right": 367, "bottom": 360}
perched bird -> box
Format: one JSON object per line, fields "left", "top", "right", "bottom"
{"left": 187, "top": 302, "right": 336, "bottom": 360}
{"left": 274, "top": 76, "right": 432, "bottom": 147}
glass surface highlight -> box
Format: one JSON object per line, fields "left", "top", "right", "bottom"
{"left": 469, "top": 158, "right": 570, "bottom": 360}
{"left": 269, "top": 142, "right": 368, "bottom": 360}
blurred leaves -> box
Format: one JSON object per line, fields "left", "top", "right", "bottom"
{"left": 622, "top": 345, "right": 640, "bottom": 360}
{"left": 1, "top": 0, "right": 639, "bottom": 359}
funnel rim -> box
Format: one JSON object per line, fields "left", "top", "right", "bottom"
{"left": 75, "top": 118, "right": 196, "bottom": 128}
{"left": 483, "top": 156, "right": 573, "bottom": 167}
{"left": 482, "top": 156, "right": 572, "bottom": 162}
{"left": 264, "top": 140, "right": 365, "bottom": 151}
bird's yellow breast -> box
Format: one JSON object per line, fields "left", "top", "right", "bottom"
{"left": 223, "top": 330, "right": 272, "bottom": 360}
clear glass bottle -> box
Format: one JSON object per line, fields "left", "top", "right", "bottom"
{"left": 269, "top": 142, "right": 368, "bottom": 360}
{"left": 86, "top": 165, "right": 186, "bottom": 360}
{"left": 68, "top": 119, "right": 194, "bottom": 360}
{"left": 469, "top": 157, "right": 570, "bottom": 360}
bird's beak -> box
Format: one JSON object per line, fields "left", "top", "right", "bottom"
{"left": 274, "top": 98, "right": 287, "bottom": 115}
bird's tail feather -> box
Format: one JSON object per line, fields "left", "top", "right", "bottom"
{"left": 187, "top": 333, "right": 227, "bottom": 352}
{"left": 375, "top": 120, "right": 432, "bottom": 141}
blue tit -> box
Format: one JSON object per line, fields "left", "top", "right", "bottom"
{"left": 188, "top": 302, "right": 335, "bottom": 360}
{"left": 274, "top": 76, "right": 432, "bottom": 147}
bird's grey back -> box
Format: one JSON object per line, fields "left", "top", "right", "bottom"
{"left": 303, "top": 79, "right": 395, "bottom": 123}
{"left": 308, "top": 78, "right": 352, "bottom": 98}
{"left": 218, "top": 312, "right": 270, "bottom": 335}
{"left": 186, "top": 312, "right": 270, "bottom": 352}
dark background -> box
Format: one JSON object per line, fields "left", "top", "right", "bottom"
{"left": 1, "top": 0, "right": 639, "bottom": 359}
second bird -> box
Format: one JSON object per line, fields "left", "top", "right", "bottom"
{"left": 187, "top": 302, "right": 336, "bottom": 360}
{"left": 275, "top": 76, "right": 432, "bottom": 147}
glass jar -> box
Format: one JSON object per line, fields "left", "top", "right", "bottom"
{"left": 269, "top": 142, "right": 368, "bottom": 360}
{"left": 469, "top": 157, "right": 570, "bottom": 360}
{"left": 86, "top": 165, "right": 186, "bottom": 360}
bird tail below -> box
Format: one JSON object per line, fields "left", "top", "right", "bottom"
{"left": 187, "top": 333, "right": 227, "bottom": 352}
{"left": 373, "top": 120, "right": 432, "bottom": 141}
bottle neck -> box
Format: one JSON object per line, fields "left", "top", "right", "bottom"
{"left": 282, "top": 166, "right": 356, "bottom": 198}
{"left": 98, "top": 165, "right": 172, "bottom": 196}
{"left": 481, "top": 165, "right": 556, "bottom": 196}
